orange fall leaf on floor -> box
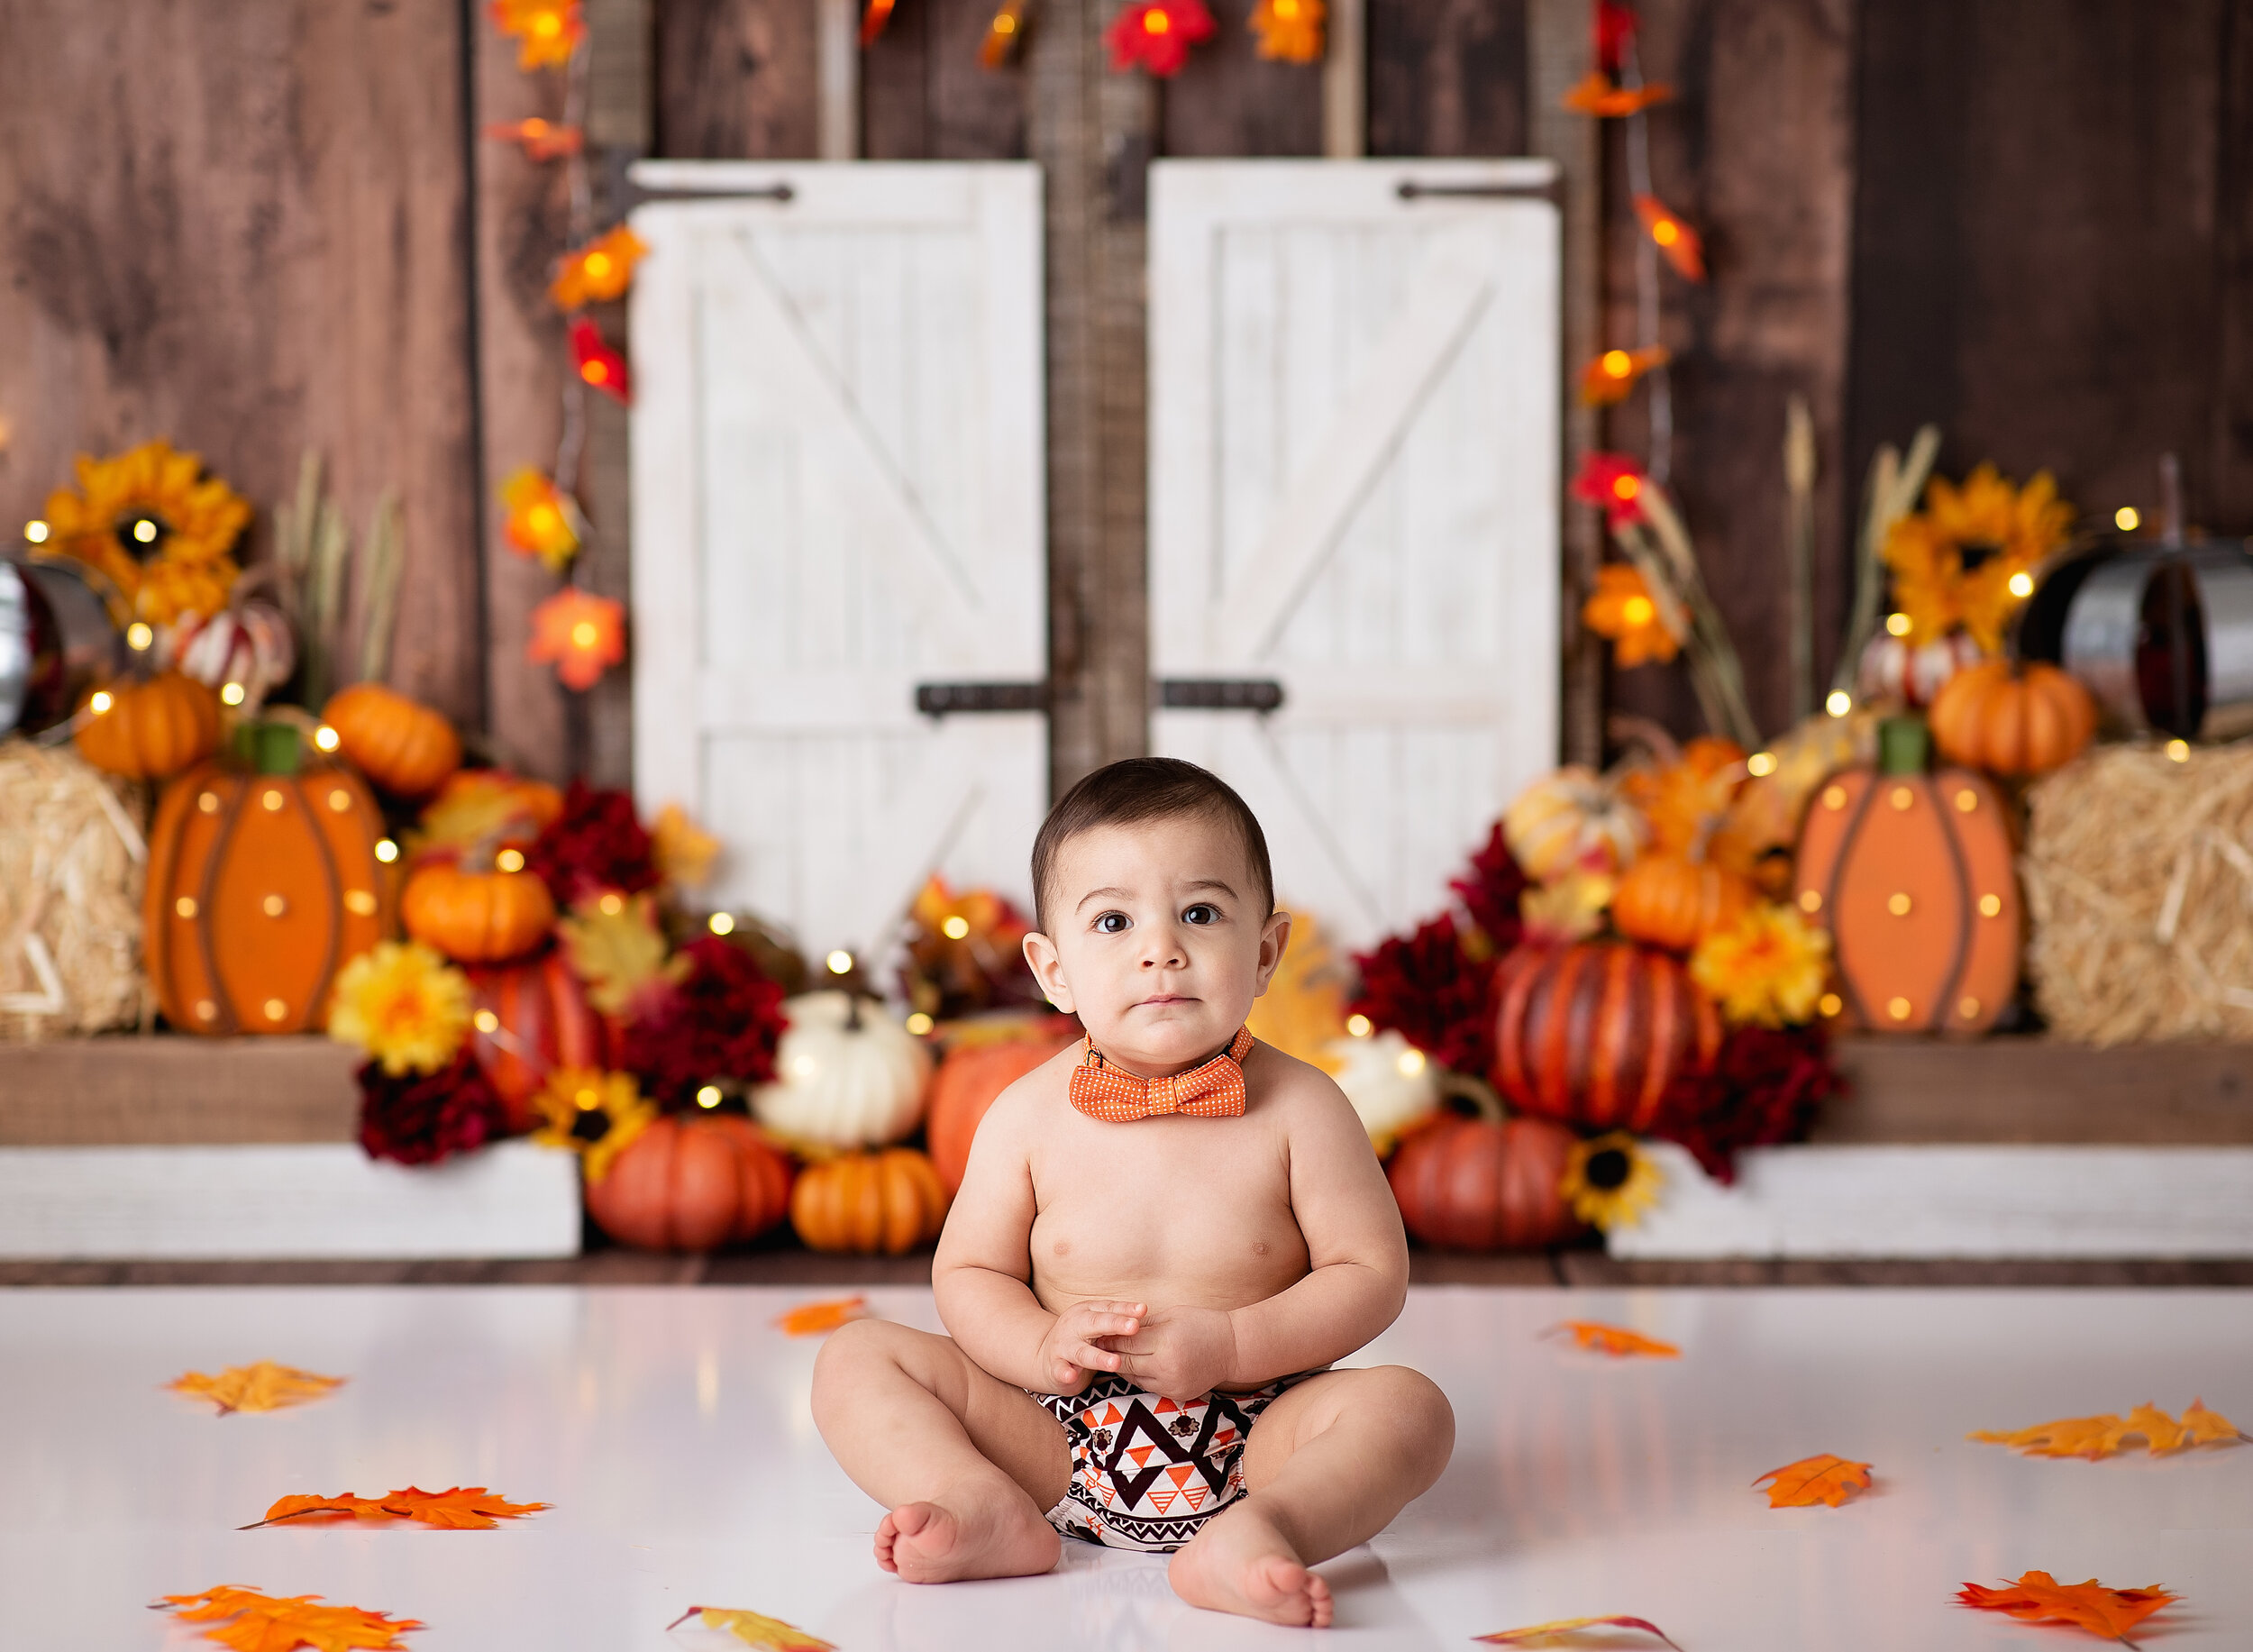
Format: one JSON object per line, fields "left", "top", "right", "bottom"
{"left": 1753, "top": 1453, "right": 1872, "bottom": 1508}
{"left": 245, "top": 1486, "right": 550, "bottom": 1531}
{"left": 1957, "top": 1572, "right": 2176, "bottom": 1645}
{"left": 1544, "top": 1320, "right": 1680, "bottom": 1359}
{"left": 1475, "top": 1615, "right": 1683, "bottom": 1649}
{"left": 665, "top": 1605, "right": 837, "bottom": 1649}
{"left": 169, "top": 1361, "right": 345, "bottom": 1416}
{"left": 155, "top": 1584, "right": 423, "bottom": 1652}
{"left": 775, "top": 1295, "right": 869, "bottom": 1337}
{"left": 1970, "top": 1397, "right": 2248, "bottom": 1460}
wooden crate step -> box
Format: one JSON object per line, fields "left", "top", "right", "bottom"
{"left": 1822, "top": 1036, "right": 2253, "bottom": 1144}
{"left": 0, "top": 1036, "right": 357, "bottom": 1145}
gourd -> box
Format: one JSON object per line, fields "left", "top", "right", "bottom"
{"left": 402, "top": 861, "right": 556, "bottom": 963}
{"left": 1792, "top": 716, "right": 2019, "bottom": 1035}
{"left": 1610, "top": 853, "right": 1756, "bottom": 953}
{"left": 1322, "top": 1029, "right": 1440, "bottom": 1155}
{"left": 322, "top": 681, "right": 461, "bottom": 798}
{"left": 583, "top": 1113, "right": 795, "bottom": 1252}
{"left": 169, "top": 600, "right": 296, "bottom": 711}
{"left": 790, "top": 1146, "right": 951, "bottom": 1255}
{"left": 926, "top": 1022, "right": 1078, "bottom": 1194}
{"left": 1927, "top": 660, "right": 2096, "bottom": 778}
{"left": 1502, "top": 766, "right": 1645, "bottom": 881}
{"left": 1855, "top": 629, "right": 1983, "bottom": 710}
{"left": 143, "top": 724, "right": 390, "bottom": 1035}
{"left": 1490, "top": 940, "right": 1721, "bottom": 1131}
{"left": 466, "top": 951, "right": 622, "bottom": 1133}
{"left": 751, "top": 990, "right": 932, "bottom": 1150}
{"left": 1386, "top": 1114, "right": 1583, "bottom": 1251}
{"left": 74, "top": 671, "right": 222, "bottom": 780}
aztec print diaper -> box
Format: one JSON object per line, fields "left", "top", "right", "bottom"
{"left": 1028, "top": 1370, "right": 1318, "bottom": 1552}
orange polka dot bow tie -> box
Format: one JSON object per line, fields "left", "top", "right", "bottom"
{"left": 1068, "top": 1027, "right": 1254, "bottom": 1123}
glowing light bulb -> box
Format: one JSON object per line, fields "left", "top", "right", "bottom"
{"left": 570, "top": 621, "right": 599, "bottom": 647}
{"left": 575, "top": 1087, "right": 600, "bottom": 1110}
{"left": 941, "top": 915, "right": 971, "bottom": 940}
{"left": 2167, "top": 738, "right": 2191, "bottom": 762}
{"left": 374, "top": 838, "right": 400, "bottom": 863}
{"left": 497, "top": 847, "right": 526, "bottom": 872}
{"left": 88, "top": 690, "right": 113, "bottom": 715}
{"left": 1885, "top": 612, "right": 1911, "bottom": 637}
{"left": 1345, "top": 1013, "right": 1373, "bottom": 1038}
{"left": 994, "top": 14, "right": 1015, "bottom": 32}
{"left": 534, "top": 11, "right": 561, "bottom": 35}
{"left": 473, "top": 1009, "right": 500, "bottom": 1034}
{"left": 696, "top": 1085, "right": 723, "bottom": 1109}
{"left": 1601, "top": 349, "right": 1633, "bottom": 379}
{"left": 790, "top": 1054, "right": 820, "bottom": 1079}
{"left": 906, "top": 1011, "right": 935, "bottom": 1036}
{"left": 708, "top": 911, "right": 736, "bottom": 935}
{"left": 132, "top": 518, "right": 160, "bottom": 543}
{"left": 1620, "top": 596, "right": 1655, "bottom": 627}
{"left": 220, "top": 681, "right": 246, "bottom": 707}
{"left": 598, "top": 891, "right": 624, "bottom": 916}
{"left": 2007, "top": 570, "right": 2035, "bottom": 598}
{"left": 1396, "top": 1047, "right": 1427, "bottom": 1077}
{"left": 1825, "top": 689, "right": 1853, "bottom": 717}
{"left": 1145, "top": 7, "right": 1169, "bottom": 32}
{"left": 584, "top": 252, "right": 611, "bottom": 278}
{"left": 23, "top": 519, "right": 48, "bottom": 543}
{"left": 825, "top": 949, "right": 854, "bottom": 975}
{"left": 1818, "top": 992, "right": 1843, "bottom": 1018}
{"left": 2116, "top": 506, "right": 2141, "bottom": 532}
{"left": 313, "top": 724, "right": 341, "bottom": 753}
{"left": 1747, "top": 751, "right": 1778, "bottom": 778}
{"left": 1653, "top": 219, "right": 1679, "bottom": 246}
{"left": 125, "top": 622, "right": 153, "bottom": 651}
{"left": 530, "top": 504, "right": 560, "bottom": 534}
{"left": 1611, "top": 474, "right": 1640, "bottom": 502}
{"left": 1275, "top": 0, "right": 1299, "bottom": 14}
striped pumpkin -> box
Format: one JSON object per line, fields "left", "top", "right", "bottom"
{"left": 1490, "top": 941, "right": 1721, "bottom": 1131}
{"left": 466, "top": 952, "right": 622, "bottom": 1133}
{"left": 1387, "top": 1115, "right": 1583, "bottom": 1251}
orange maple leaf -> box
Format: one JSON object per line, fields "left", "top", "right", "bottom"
{"left": 1971, "top": 1398, "right": 2247, "bottom": 1460}
{"left": 776, "top": 1295, "right": 869, "bottom": 1337}
{"left": 169, "top": 1362, "right": 344, "bottom": 1416}
{"left": 1475, "top": 1615, "right": 1683, "bottom": 1648}
{"left": 665, "top": 1605, "right": 837, "bottom": 1648}
{"left": 1957, "top": 1573, "right": 2175, "bottom": 1645}
{"left": 1561, "top": 71, "right": 1673, "bottom": 116}
{"left": 1753, "top": 1453, "right": 1872, "bottom": 1508}
{"left": 155, "top": 1584, "right": 423, "bottom": 1651}
{"left": 1544, "top": 1320, "right": 1680, "bottom": 1359}
{"left": 245, "top": 1485, "right": 550, "bottom": 1531}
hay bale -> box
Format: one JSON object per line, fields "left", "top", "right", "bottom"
{"left": 0, "top": 739, "right": 149, "bottom": 1041}
{"left": 2022, "top": 742, "right": 2253, "bottom": 1044}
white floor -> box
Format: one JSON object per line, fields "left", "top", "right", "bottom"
{"left": 3, "top": 1285, "right": 2248, "bottom": 1650}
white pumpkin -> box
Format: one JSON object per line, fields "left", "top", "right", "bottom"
{"left": 1323, "top": 1029, "right": 1440, "bottom": 1155}
{"left": 752, "top": 990, "right": 932, "bottom": 1149}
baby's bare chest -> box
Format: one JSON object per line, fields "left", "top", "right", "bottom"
{"left": 1025, "top": 1112, "right": 1310, "bottom": 1309}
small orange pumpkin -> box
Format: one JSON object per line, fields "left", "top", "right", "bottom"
{"left": 1927, "top": 660, "right": 2096, "bottom": 777}
{"left": 926, "top": 1022, "right": 1078, "bottom": 1194}
{"left": 584, "top": 1113, "right": 795, "bottom": 1252}
{"left": 790, "top": 1146, "right": 950, "bottom": 1255}
{"left": 74, "top": 671, "right": 222, "bottom": 780}
{"left": 323, "top": 682, "right": 462, "bottom": 798}
{"left": 1610, "top": 853, "right": 1756, "bottom": 952}
{"left": 1386, "top": 1114, "right": 1584, "bottom": 1251}
{"left": 402, "top": 861, "right": 556, "bottom": 963}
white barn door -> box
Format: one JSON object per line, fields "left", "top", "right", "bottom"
{"left": 630, "top": 162, "right": 1046, "bottom": 959}
{"left": 1148, "top": 160, "right": 1560, "bottom": 950}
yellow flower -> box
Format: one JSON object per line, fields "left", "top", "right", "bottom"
{"left": 1249, "top": 0, "right": 1325, "bottom": 62}
{"left": 530, "top": 1067, "right": 655, "bottom": 1182}
{"left": 497, "top": 468, "right": 582, "bottom": 571}
{"left": 550, "top": 224, "right": 650, "bottom": 311}
{"left": 41, "top": 440, "right": 249, "bottom": 625}
{"left": 1582, "top": 562, "right": 1681, "bottom": 666}
{"left": 1690, "top": 902, "right": 1832, "bottom": 1028}
{"left": 488, "top": 0, "right": 584, "bottom": 69}
{"left": 326, "top": 941, "right": 474, "bottom": 1075}
{"left": 1881, "top": 463, "right": 2074, "bottom": 653}
{"left": 651, "top": 802, "right": 720, "bottom": 889}
{"left": 1520, "top": 871, "right": 1615, "bottom": 945}
{"left": 1561, "top": 1132, "right": 1665, "bottom": 1230}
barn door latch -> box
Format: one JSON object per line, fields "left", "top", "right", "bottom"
{"left": 912, "top": 679, "right": 1286, "bottom": 717}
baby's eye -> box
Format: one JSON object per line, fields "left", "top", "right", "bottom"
{"left": 1094, "top": 911, "right": 1132, "bottom": 935}
{"left": 1182, "top": 903, "right": 1220, "bottom": 926}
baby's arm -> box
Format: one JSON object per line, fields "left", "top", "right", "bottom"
{"left": 930, "top": 1085, "right": 1142, "bottom": 1394}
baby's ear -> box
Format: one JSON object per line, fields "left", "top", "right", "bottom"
{"left": 1022, "top": 929, "right": 1075, "bottom": 1013}
{"left": 1253, "top": 909, "right": 1292, "bottom": 992}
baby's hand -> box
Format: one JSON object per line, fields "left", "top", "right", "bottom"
{"left": 1037, "top": 1299, "right": 1145, "bottom": 1393}
{"left": 1111, "top": 1305, "right": 1236, "bottom": 1401}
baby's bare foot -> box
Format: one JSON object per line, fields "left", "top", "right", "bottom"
{"left": 1168, "top": 1502, "right": 1334, "bottom": 1628}
{"left": 874, "top": 1492, "right": 1060, "bottom": 1584}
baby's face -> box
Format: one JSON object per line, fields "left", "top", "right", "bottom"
{"left": 1024, "top": 814, "right": 1289, "bottom": 1077}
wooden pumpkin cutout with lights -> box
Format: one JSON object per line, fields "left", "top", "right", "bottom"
{"left": 1792, "top": 716, "right": 2019, "bottom": 1035}
{"left": 144, "top": 722, "right": 394, "bottom": 1036}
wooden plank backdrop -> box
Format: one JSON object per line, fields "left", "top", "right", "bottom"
{"left": 4, "top": 0, "right": 2249, "bottom": 780}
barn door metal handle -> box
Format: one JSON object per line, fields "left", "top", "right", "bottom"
{"left": 629, "top": 182, "right": 796, "bottom": 205}
{"left": 1157, "top": 679, "right": 1285, "bottom": 713}
{"left": 1397, "top": 179, "right": 1558, "bottom": 203}
{"left": 916, "top": 680, "right": 1047, "bottom": 716}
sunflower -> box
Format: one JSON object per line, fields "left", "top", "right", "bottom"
{"left": 325, "top": 942, "right": 474, "bottom": 1076}
{"left": 530, "top": 1067, "right": 655, "bottom": 1182}
{"left": 1582, "top": 562, "right": 1680, "bottom": 666}
{"left": 1561, "top": 1132, "right": 1665, "bottom": 1230}
{"left": 1882, "top": 463, "right": 2074, "bottom": 653}
{"left": 41, "top": 440, "right": 249, "bottom": 625}
{"left": 1690, "top": 901, "right": 1832, "bottom": 1028}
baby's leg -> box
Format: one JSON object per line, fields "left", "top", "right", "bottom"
{"left": 811, "top": 1319, "right": 1071, "bottom": 1584}
{"left": 1169, "top": 1366, "right": 1454, "bottom": 1628}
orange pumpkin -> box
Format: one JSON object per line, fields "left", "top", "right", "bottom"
{"left": 791, "top": 1146, "right": 951, "bottom": 1255}
{"left": 323, "top": 682, "right": 461, "bottom": 798}
{"left": 926, "top": 1023, "right": 1079, "bottom": 1194}
{"left": 1610, "top": 853, "right": 1756, "bottom": 952}
{"left": 584, "top": 1113, "right": 795, "bottom": 1252}
{"left": 1490, "top": 940, "right": 1722, "bottom": 1131}
{"left": 144, "top": 726, "right": 391, "bottom": 1035}
{"left": 402, "top": 862, "right": 556, "bottom": 963}
{"left": 1927, "top": 660, "right": 2096, "bottom": 778}
{"left": 466, "top": 952, "right": 623, "bottom": 1133}
{"left": 74, "top": 671, "right": 221, "bottom": 780}
{"left": 1386, "top": 1115, "right": 1583, "bottom": 1251}
{"left": 1792, "top": 717, "right": 2019, "bottom": 1035}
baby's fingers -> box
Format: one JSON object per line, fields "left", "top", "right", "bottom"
{"left": 1062, "top": 1337, "right": 1123, "bottom": 1373}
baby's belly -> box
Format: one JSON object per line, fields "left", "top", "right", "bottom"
{"left": 1027, "top": 1198, "right": 1313, "bottom": 1317}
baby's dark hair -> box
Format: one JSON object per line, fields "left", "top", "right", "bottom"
{"left": 1030, "top": 757, "right": 1274, "bottom": 934}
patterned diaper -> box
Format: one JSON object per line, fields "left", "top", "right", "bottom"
{"left": 1027, "top": 1371, "right": 1317, "bottom": 1552}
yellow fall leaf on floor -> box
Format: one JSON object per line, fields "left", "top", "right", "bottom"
{"left": 1543, "top": 1320, "right": 1680, "bottom": 1359}
{"left": 155, "top": 1584, "right": 422, "bottom": 1651}
{"left": 168, "top": 1362, "right": 345, "bottom": 1416}
{"left": 1753, "top": 1453, "right": 1872, "bottom": 1507}
{"left": 665, "top": 1605, "right": 836, "bottom": 1649}
{"left": 775, "top": 1295, "right": 869, "bottom": 1337}
{"left": 1475, "top": 1614, "right": 1683, "bottom": 1648}
{"left": 1970, "top": 1398, "right": 2248, "bottom": 1460}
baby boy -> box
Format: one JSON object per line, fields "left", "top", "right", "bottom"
{"left": 813, "top": 758, "right": 1453, "bottom": 1627}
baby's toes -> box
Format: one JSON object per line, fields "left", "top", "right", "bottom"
{"left": 873, "top": 1511, "right": 901, "bottom": 1573}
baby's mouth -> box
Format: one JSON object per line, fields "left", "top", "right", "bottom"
{"left": 1138, "top": 994, "right": 1194, "bottom": 1007}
